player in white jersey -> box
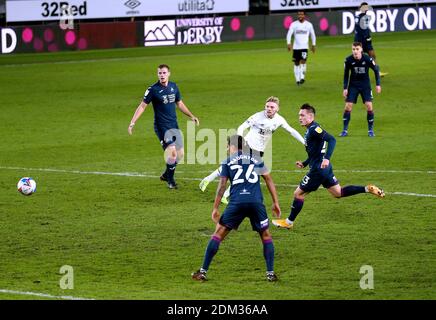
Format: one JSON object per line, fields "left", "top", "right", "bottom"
{"left": 199, "top": 96, "right": 305, "bottom": 203}
{"left": 286, "top": 11, "right": 316, "bottom": 86}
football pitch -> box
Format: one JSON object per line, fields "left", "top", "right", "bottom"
{"left": 0, "top": 30, "right": 435, "bottom": 300}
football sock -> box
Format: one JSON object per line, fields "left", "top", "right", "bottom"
{"left": 288, "top": 198, "right": 304, "bottom": 222}
{"left": 201, "top": 235, "right": 221, "bottom": 271}
{"left": 343, "top": 111, "right": 351, "bottom": 131}
{"left": 262, "top": 238, "right": 275, "bottom": 273}
{"left": 301, "top": 63, "right": 306, "bottom": 79}
{"left": 294, "top": 65, "right": 300, "bottom": 82}
{"left": 367, "top": 111, "right": 374, "bottom": 131}
{"left": 341, "top": 185, "right": 366, "bottom": 197}
{"left": 166, "top": 157, "right": 177, "bottom": 182}
{"left": 206, "top": 167, "right": 221, "bottom": 182}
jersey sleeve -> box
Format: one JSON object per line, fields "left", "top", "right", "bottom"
{"left": 237, "top": 115, "right": 255, "bottom": 135}
{"left": 343, "top": 59, "right": 350, "bottom": 89}
{"left": 280, "top": 117, "right": 305, "bottom": 145}
{"left": 220, "top": 162, "right": 230, "bottom": 178}
{"left": 143, "top": 86, "right": 153, "bottom": 104}
{"left": 309, "top": 23, "right": 316, "bottom": 46}
{"left": 314, "top": 126, "right": 336, "bottom": 160}
{"left": 286, "top": 24, "right": 294, "bottom": 45}
{"left": 175, "top": 84, "right": 182, "bottom": 102}
{"left": 369, "top": 57, "right": 381, "bottom": 86}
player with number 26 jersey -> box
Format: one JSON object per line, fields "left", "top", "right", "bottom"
{"left": 220, "top": 152, "right": 268, "bottom": 204}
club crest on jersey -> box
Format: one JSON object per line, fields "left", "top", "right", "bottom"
{"left": 315, "top": 127, "right": 323, "bottom": 134}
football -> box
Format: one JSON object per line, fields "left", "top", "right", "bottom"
{"left": 17, "top": 177, "right": 37, "bottom": 196}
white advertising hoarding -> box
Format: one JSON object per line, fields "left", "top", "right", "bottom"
{"left": 6, "top": 0, "right": 249, "bottom": 22}
{"left": 270, "top": 0, "right": 436, "bottom": 11}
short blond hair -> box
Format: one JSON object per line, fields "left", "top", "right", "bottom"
{"left": 266, "top": 96, "right": 280, "bottom": 106}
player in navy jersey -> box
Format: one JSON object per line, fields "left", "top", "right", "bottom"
{"left": 272, "top": 104, "right": 384, "bottom": 230}
{"left": 340, "top": 42, "right": 381, "bottom": 138}
{"left": 128, "top": 64, "right": 199, "bottom": 189}
{"left": 354, "top": 2, "right": 387, "bottom": 76}
{"left": 192, "top": 135, "right": 281, "bottom": 282}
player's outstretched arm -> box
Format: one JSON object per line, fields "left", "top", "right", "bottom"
{"left": 212, "top": 176, "right": 228, "bottom": 223}
{"left": 237, "top": 120, "right": 250, "bottom": 136}
{"left": 262, "top": 173, "right": 281, "bottom": 218}
{"left": 128, "top": 101, "right": 148, "bottom": 135}
{"left": 281, "top": 120, "right": 305, "bottom": 145}
{"left": 176, "top": 100, "right": 199, "bottom": 126}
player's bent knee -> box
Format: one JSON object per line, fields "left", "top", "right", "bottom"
{"left": 293, "top": 189, "right": 305, "bottom": 199}
{"left": 214, "top": 224, "right": 229, "bottom": 239}
{"left": 345, "top": 104, "right": 353, "bottom": 112}
{"left": 260, "top": 229, "right": 272, "bottom": 241}
{"left": 328, "top": 185, "right": 342, "bottom": 198}
{"left": 176, "top": 148, "right": 184, "bottom": 161}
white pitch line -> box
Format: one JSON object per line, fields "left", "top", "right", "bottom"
{"left": 193, "top": 169, "right": 436, "bottom": 174}
{"left": 0, "top": 289, "right": 94, "bottom": 300}
{"left": 1, "top": 166, "right": 435, "bottom": 198}
{"left": 389, "top": 192, "right": 436, "bottom": 198}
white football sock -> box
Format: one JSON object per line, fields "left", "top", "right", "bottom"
{"left": 294, "top": 65, "right": 300, "bottom": 82}
{"left": 205, "top": 167, "right": 221, "bottom": 182}
{"left": 301, "top": 64, "right": 306, "bottom": 79}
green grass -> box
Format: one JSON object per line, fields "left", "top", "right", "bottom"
{"left": 0, "top": 30, "right": 435, "bottom": 300}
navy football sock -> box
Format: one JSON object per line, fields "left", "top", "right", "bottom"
{"left": 343, "top": 111, "right": 351, "bottom": 131}
{"left": 263, "top": 239, "right": 275, "bottom": 272}
{"left": 367, "top": 111, "right": 374, "bottom": 131}
{"left": 166, "top": 162, "right": 177, "bottom": 182}
{"left": 201, "top": 235, "right": 221, "bottom": 271}
{"left": 288, "top": 198, "right": 304, "bottom": 222}
{"left": 341, "top": 185, "right": 366, "bottom": 197}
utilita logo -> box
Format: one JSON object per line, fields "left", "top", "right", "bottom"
{"left": 125, "top": 0, "right": 141, "bottom": 10}
{"left": 178, "top": 0, "right": 215, "bottom": 13}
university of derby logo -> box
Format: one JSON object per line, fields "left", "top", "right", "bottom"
{"left": 125, "top": 0, "right": 141, "bottom": 10}
{"left": 144, "top": 20, "right": 176, "bottom": 47}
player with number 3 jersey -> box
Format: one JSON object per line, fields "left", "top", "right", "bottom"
{"left": 272, "top": 104, "right": 385, "bottom": 230}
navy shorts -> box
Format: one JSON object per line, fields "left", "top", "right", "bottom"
{"left": 346, "top": 85, "right": 373, "bottom": 104}
{"left": 299, "top": 165, "right": 339, "bottom": 192}
{"left": 362, "top": 40, "right": 373, "bottom": 53}
{"left": 293, "top": 49, "right": 308, "bottom": 62}
{"left": 219, "top": 202, "right": 269, "bottom": 232}
{"left": 355, "top": 37, "right": 373, "bottom": 53}
{"left": 154, "top": 124, "right": 183, "bottom": 150}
